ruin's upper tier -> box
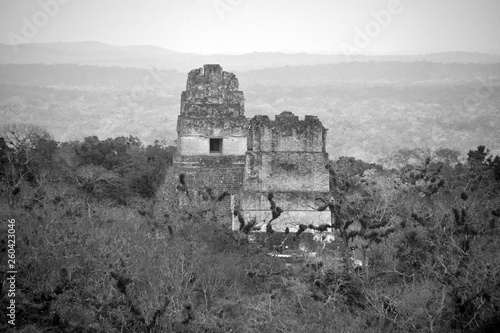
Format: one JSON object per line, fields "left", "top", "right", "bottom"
{"left": 248, "top": 111, "right": 327, "bottom": 153}
{"left": 180, "top": 64, "right": 245, "bottom": 117}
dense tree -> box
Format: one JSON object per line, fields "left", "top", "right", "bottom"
{"left": 64, "top": 136, "right": 174, "bottom": 203}
{"left": 372, "top": 146, "right": 500, "bottom": 331}
{"left": 319, "top": 158, "right": 400, "bottom": 273}
{"left": 2, "top": 137, "right": 500, "bottom": 332}
{"left": 467, "top": 145, "right": 500, "bottom": 181}
{"left": 127, "top": 140, "right": 175, "bottom": 198}
{"left": 434, "top": 147, "right": 461, "bottom": 166}
{"left": 0, "top": 123, "right": 59, "bottom": 195}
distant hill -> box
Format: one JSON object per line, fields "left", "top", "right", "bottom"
{"left": 1, "top": 62, "right": 499, "bottom": 162}
{"left": 1, "top": 42, "right": 500, "bottom": 71}
{"left": 2, "top": 62, "right": 499, "bottom": 88}
{"left": 237, "top": 62, "right": 500, "bottom": 86}
{"left": 0, "top": 64, "right": 185, "bottom": 87}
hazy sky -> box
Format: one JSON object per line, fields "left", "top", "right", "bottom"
{"left": 1, "top": 0, "right": 500, "bottom": 54}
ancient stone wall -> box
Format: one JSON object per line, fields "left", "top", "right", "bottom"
{"left": 243, "top": 111, "right": 329, "bottom": 193}
{"left": 240, "top": 111, "right": 330, "bottom": 231}
{"left": 167, "top": 65, "right": 331, "bottom": 232}
{"left": 181, "top": 64, "right": 244, "bottom": 117}
{"left": 248, "top": 112, "right": 326, "bottom": 153}
{"left": 238, "top": 192, "right": 331, "bottom": 232}
{"left": 177, "top": 64, "right": 248, "bottom": 157}
{"left": 173, "top": 64, "right": 248, "bottom": 204}
{"left": 244, "top": 152, "right": 329, "bottom": 192}
{"left": 173, "top": 155, "right": 246, "bottom": 194}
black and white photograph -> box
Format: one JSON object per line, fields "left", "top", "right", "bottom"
{"left": 1, "top": 0, "right": 499, "bottom": 332}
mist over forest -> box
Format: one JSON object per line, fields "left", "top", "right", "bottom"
{"left": 1, "top": 42, "right": 499, "bottom": 162}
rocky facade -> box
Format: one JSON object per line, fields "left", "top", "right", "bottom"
{"left": 171, "top": 65, "right": 330, "bottom": 231}
{"left": 174, "top": 64, "right": 248, "bottom": 195}
{"left": 177, "top": 64, "right": 247, "bottom": 157}
{"left": 240, "top": 112, "right": 331, "bottom": 231}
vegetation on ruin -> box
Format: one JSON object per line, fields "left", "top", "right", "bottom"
{"left": 1, "top": 124, "right": 499, "bottom": 332}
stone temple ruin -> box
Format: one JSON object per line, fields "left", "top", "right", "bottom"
{"left": 172, "top": 64, "right": 330, "bottom": 232}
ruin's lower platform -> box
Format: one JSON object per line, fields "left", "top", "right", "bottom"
{"left": 237, "top": 191, "right": 332, "bottom": 231}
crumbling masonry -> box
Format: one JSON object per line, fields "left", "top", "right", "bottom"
{"left": 172, "top": 64, "right": 331, "bottom": 231}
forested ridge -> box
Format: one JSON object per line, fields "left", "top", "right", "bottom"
{"left": 1, "top": 62, "right": 499, "bottom": 162}
{"left": 1, "top": 124, "right": 499, "bottom": 332}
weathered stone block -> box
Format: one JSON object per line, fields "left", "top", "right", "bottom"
{"left": 177, "top": 116, "right": 248, "bottom": 137}
{"left": 243, "top": 152, "right": 329, "bottom": 192}
{"left": 237, "top": 210, "right": 332, "bottom": 232}
{"left": 169, "top": 65, "right": 332, "bottom": 230}
{"left": 248, "top": 111, "right": 327, "bottom": 153}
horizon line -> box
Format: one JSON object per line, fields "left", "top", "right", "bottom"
{"left": 2, "top": 41, "right": 500, "bottom": 57}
